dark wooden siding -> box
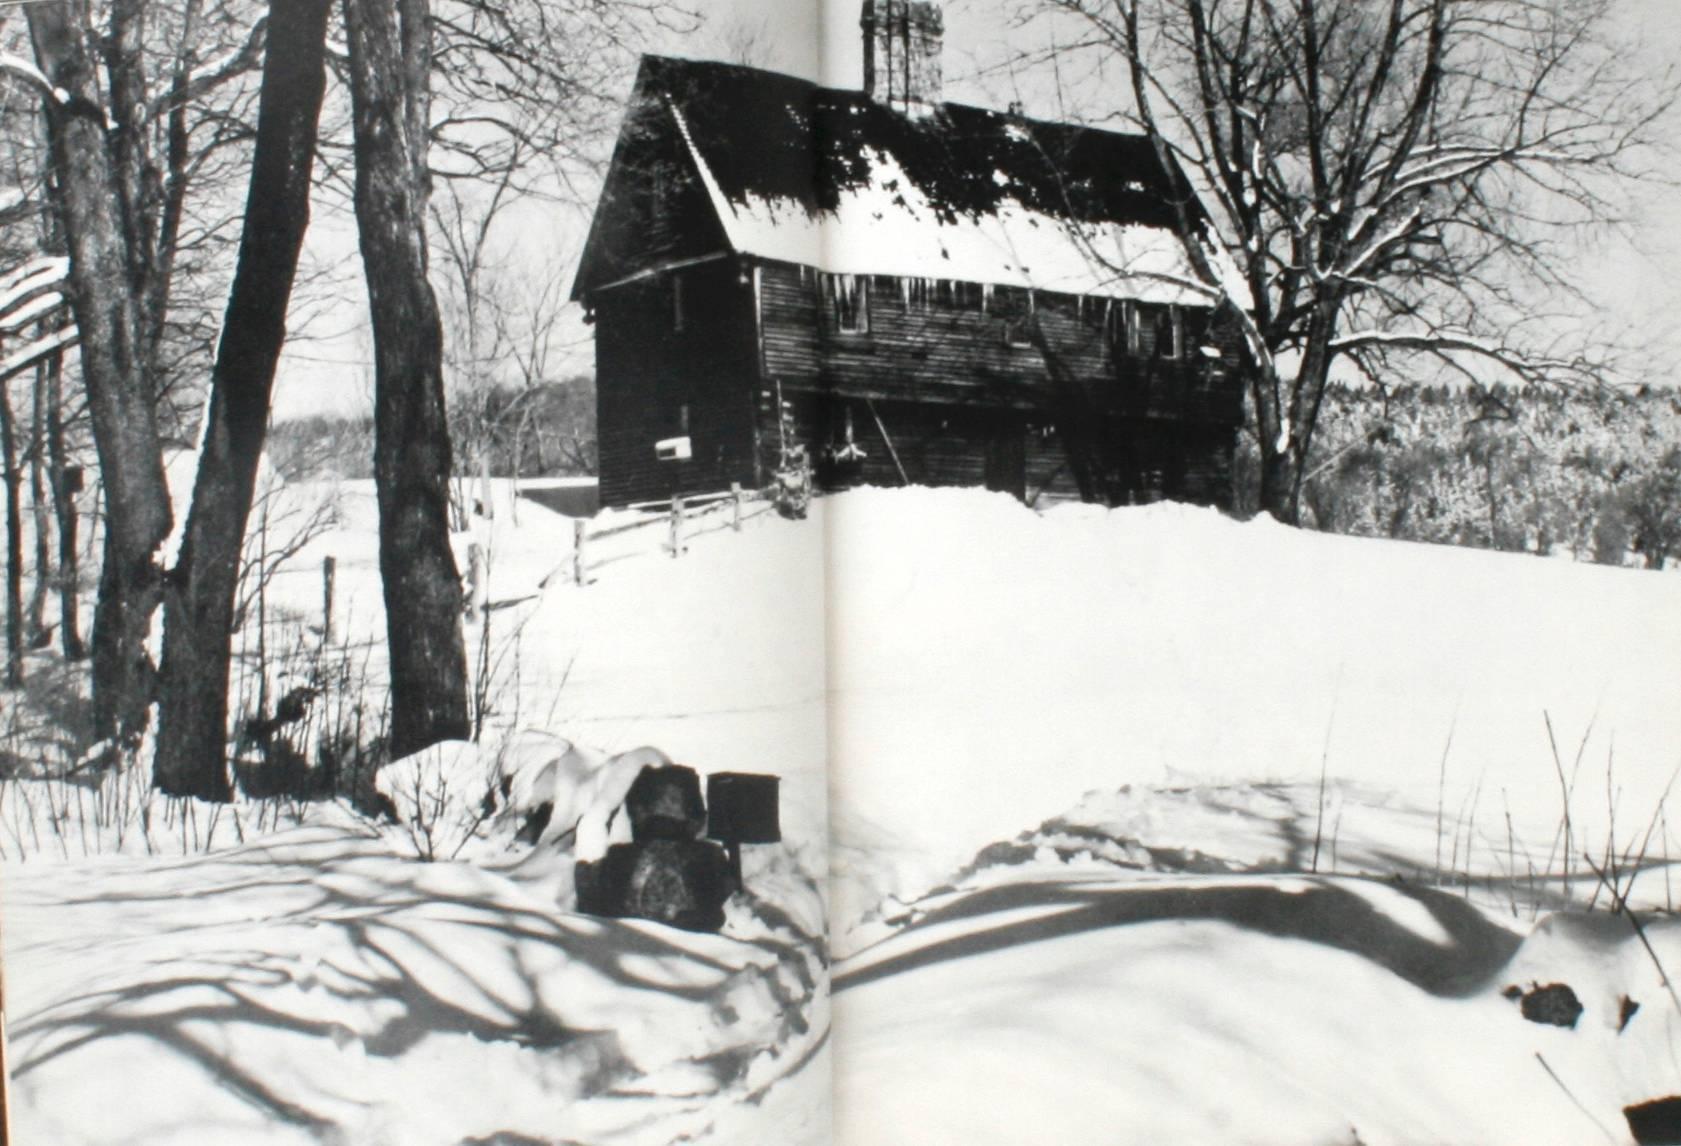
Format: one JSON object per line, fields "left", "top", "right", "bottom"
{"left": 748, "top": 258, "right": 1243, "bottom": 508}
{"left": 758, "top": 262, "right": 822, "bottom": 388}
{"left": 595, "top": 258, "right": 761, "bottom": 506}
{"left": 767, "top": 390, "right": 1236, "bottom": 510}
{"left": 756, "top": 260, "right": 1244, "bottom": 425}
{"left": 1025, "top": 424, "right": 1085, "bottom": 504}
{"left": 773, "top": 392, "right": 1022, "bottom": 491}
{"left": 593, "top": 253, "right": 1244, "bottom": 509}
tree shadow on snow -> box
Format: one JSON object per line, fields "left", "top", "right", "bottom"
{"left": 835, "top": 874, "right": 1522, "bottom": 998}
{"left": 9, "top": 836, "right": 823, "bottom": 1133}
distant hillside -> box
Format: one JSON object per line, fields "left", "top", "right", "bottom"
{"left": 268, "top": 375, "right": 596, "bottom": 482}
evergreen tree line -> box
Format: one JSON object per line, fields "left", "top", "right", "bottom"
{"left": 1234, "top": 385, "right": 1681, "bottom": 569}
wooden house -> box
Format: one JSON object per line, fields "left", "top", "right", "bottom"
{"left": 572, "top": 0, "right": 1250, "bottom": 510}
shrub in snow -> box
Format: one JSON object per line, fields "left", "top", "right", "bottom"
{"left": 377, "top": 733, "right": 675, "bottom": 863}
{"left": 768, "top": 395, "right": 812, "bottom": 519}
{"left": 377, "top": 740, "right": 501, "bottom": 861}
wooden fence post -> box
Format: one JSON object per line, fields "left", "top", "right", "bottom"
{"left": 466, "top": 542, "right": 487, "bottom": 621}
{"left": 322, "top": 555, "right": 336, "bottom": 644}
{"left": 573, "top": 518, "right": 587, "bottom": 586}
{"left": 731, "top": 482, "right": 743, "bottom": 532}
{"left": 670, "top": 494, "right": 685, "bottom": 557}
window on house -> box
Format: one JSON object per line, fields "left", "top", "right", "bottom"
{"left": 1182, "top": 308, "right": 1213, "bottom": 360}
{"left": 824, "top": 274, "right": 869, "bottom": 334}
{"left": 1104, "top": 300, "right": 1142, "bottom": 357}
{"left": 1154, "top": 305, "right": 1183, "bottom": 360}
{"left": 997, "top": 287, "right": 1035, "bottom": 348}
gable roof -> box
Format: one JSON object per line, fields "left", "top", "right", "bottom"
{"left": 583, "top": 54, "right": 1242, "bottom": 307}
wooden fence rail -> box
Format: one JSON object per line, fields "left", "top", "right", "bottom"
{"left": 541, "top": 483, "right": 776, "bottom": 590}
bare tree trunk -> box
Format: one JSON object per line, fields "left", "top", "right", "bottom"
{"left": 27, "top": 358, "right": 52, "bottom": 648}
{"left": 45, "top": 348, "right": 83, "bottom": 661}
{"left": 1257, "top": 445, "right": 1302, "bottom": 524}
{"left": 1254, "top": 305, "right": 1338, "bottom": 526}
{"left": 344, "top": 0, "right": 469, "bottom": 760}
{"left": 152, "top": 0, "right": 334, "bottom": 801}
{"left": 28, "top": 5, "right": 173, "bottom": 743}
{"left": 0, "top": 377, "right": 23, "bottom": 688}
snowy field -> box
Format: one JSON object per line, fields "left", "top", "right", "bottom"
{"left": 4, "top": 480, "right": 1681, "bottom": 1144}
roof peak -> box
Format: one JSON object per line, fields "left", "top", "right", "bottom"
{"left": 578, "top": 53, "right": 1242, "bottom": 305}
{"left": 635, "top": 54, "right": 1151, "bottom": 145}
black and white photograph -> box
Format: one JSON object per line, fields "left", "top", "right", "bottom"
{"left": 1, "top": 0, "right": 1680, "bottom": 1142}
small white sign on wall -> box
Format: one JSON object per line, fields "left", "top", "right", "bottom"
{"left": 655, "top": 436, "right": 693, "bottom": 461}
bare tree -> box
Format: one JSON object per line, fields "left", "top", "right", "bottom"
{"left": 0, "top": 249, "right": 77, "bottom": 683}
{"left": 0, "top": 106, "right": 88, "bottom": 660}
{"left": 1022, "top": 0, "right": 1674, "bottom": 522}
{"left": 44, "top": 343, "right": 84, "bottom": 660}
{"left": 153, "top": 0, "right": 335, "bottom": 801}
{"left": 21, "top": 0, "right": 272, "bottom": 742}
{"left": 343, "top": 0, "right": 469, "bottom": 760}
{"left": 427, "top": 0, "right": 696, "bottom": 196}
{"left": 26, "top": 355, "right": 53, "bottom": 649}
{"left": 0, "top": 372, "right": 22, "bottom": 687}
{"left": 25, "top": 3, "right": 177, "bottom": 741}
{"left": 714, "top": 15, "right": 778, "bottom": 68}
{"left": 8, "top": 0, "right": 676, "bottom": 772}
{"left": 498, "top": 267, "right": 587, "bottom": 478}
{"left": 431, "top": 163, "right": 519, "bottom": 508}
{"left": 431, "top": 165, "right": 590, "bottom": 492}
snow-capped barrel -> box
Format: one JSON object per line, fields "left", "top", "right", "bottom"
{"left": 706, "top": 772, "right": 781, "bottom": 845}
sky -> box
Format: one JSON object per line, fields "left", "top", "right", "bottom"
{"left": 271, "top": 0, "right": 1681, "bottom": 420}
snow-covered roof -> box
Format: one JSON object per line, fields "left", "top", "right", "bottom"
{"left": 590, "top": 56, "right": 1241, "bottom": 307}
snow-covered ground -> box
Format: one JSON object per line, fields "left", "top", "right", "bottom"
{"left": 834, "top": 859, "right": 1681, "bottom": 1145}
{"left": 816, "top": 488, "right": 1681, "bottom": 1144}
{"left": 7, "top": 813, "right": 828, "bottom": 1145}
{"left": 825, "top": 489, "right": 1681, "bottom": 940}
{"left": 4, "top": 481, "right": 1680, "bottom": 1144}
{"left": 5, "top": 478, "right": 833, "bottom": 1145}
